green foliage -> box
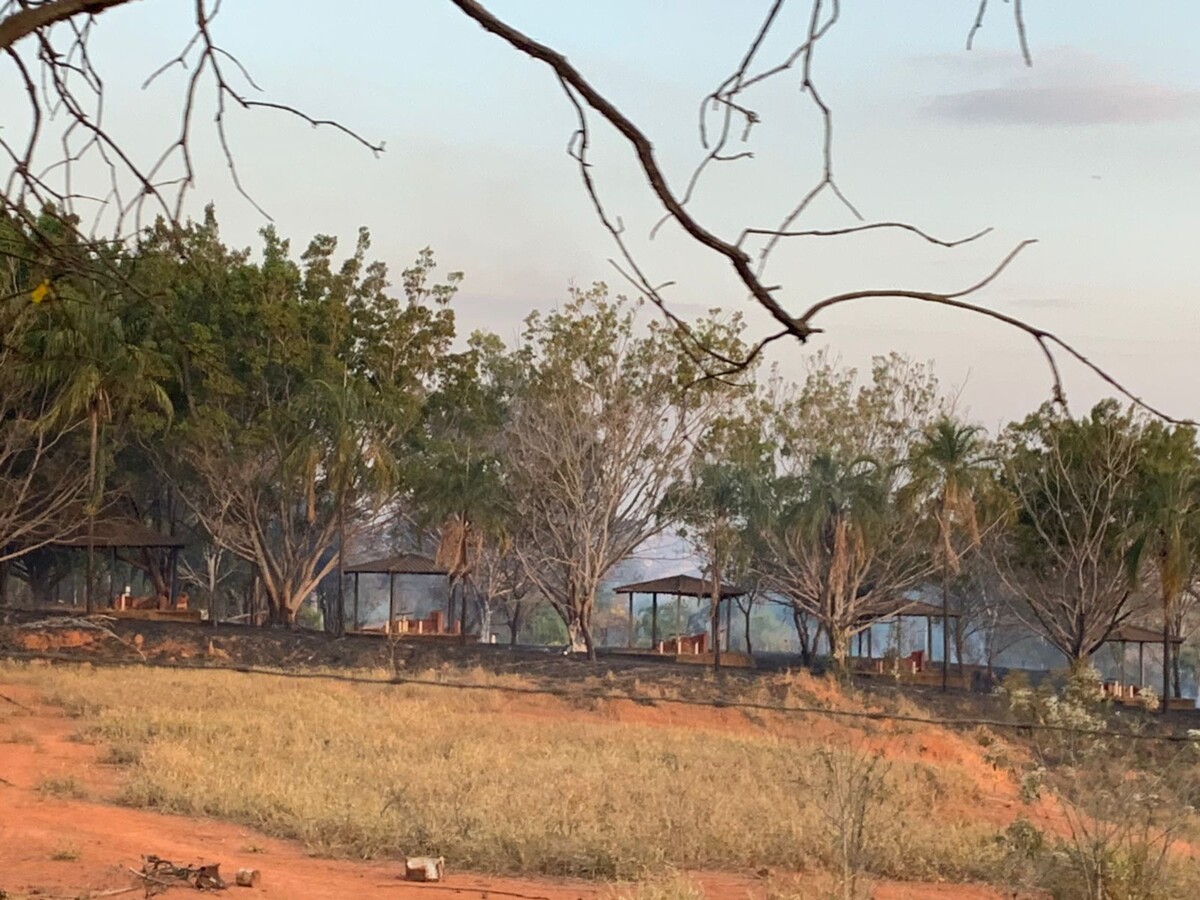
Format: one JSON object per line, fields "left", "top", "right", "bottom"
{"left": 135, "top": 213, "right": 459, "bottom": 622}
{"left": 999, "top": 402, "right": 1150, "bottom": 660}
{"left": 754, "top": 353, "right": 946, "bottom": 666}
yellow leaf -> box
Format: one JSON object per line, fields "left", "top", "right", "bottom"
{"left": 31, "top": 280, "right": 51, "bottom": 304}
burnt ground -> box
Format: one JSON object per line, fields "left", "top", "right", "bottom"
{"left": 1, "top": 604, "right": 1195, "bottom": 736}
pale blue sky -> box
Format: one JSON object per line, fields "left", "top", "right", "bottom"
{"left": 8, "top": 1, "right": 1200, "bottom": 428}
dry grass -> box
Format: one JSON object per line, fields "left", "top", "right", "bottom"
{"left": 36, "top": 775, "right": 87, "bottom": 799}
{"left": 1, "top": 661, "right": 1005, "bottom": 882}
{"left": 1, "top": 726, "right": 36, "bottom": 744}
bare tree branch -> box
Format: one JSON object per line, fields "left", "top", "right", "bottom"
{"left": 0, "top": 0, "right": 134, "bottom": 53}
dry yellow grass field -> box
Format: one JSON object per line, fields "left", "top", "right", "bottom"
{"left": 4, "top": 658, "right": 1199, "bottom": 899}
{"left": 0, "top": 661, "right": 1007, "bottom": 884}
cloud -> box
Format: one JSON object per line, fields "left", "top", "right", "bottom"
{"left": 1006, "top": 296, "right": 1077, "bottom": 311}
{"left": 919, "top": 47, "right": 1200, "bottom": 126}
{"left": 928, "top": 82, "right": 1200, "bottom": 126}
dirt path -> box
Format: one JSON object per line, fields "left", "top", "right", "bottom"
{"left": 0, "top": 680, "right": 1026, "bottom": 900}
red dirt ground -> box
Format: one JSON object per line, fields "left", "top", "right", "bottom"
{"left": 0, "top": 679, "right": 1036, "bottom": 900}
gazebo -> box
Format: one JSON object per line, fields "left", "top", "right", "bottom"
{"left": 6, "top": 516, "right": 187, "bottom": 612}
{"left": 344, "top": 553, "right": 448, "bottom": 633}
{"left": 851, "top": 599, "right": 960, "bottom": 670}
{"left": 612, "top": 573, "right": 745, "bottom": 653}
{"left": 1103, "top": 624, "right": 1183, "bottom": 689}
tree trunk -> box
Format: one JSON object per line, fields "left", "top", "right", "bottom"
{"left": 579, "top": 615, "right": 596, "bottom": 661}
{"left": 830, "top": 625, "right": 850, "bottom": 672}
{"left": 330, "top": 492, "right": 346, "bottom": 637}
{"left": 710, "top": 556, "right": 722, "bottom": 671}
{"left": 478, "top": 601, "right": 493, "bottom": 644}
{"left": 954, "top": 611, "right": 966, "bottom": 679}
{"left": 792, "top": 607, "right": 812, "bottom": 666}
{"left": 85, "top": 404, "right": 99, "bottom": 616}
{"left": 507, "top": 603, "right": 523, "bottom": 646}
{"left": 457, "top": 517, "right": 470, "bottom": 645}
{"left": 941, "top": 567, "right": 950, "bottom": 693}
{"left": 1163, "top": 582, "right": 1173, "bottom": 713}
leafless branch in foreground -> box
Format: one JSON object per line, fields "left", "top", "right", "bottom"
{"left": 0, "top": 0, "right": 381, "bottom": 270}
{"left": 3, "top": 0, "right": 1184, "bottom": 425}
{"left": 450, "top": 0, "right": 1191, "bottom": 424}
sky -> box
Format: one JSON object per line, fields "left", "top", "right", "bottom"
{"left": 6, "top": 0, "right": 1200, "bottom": 431}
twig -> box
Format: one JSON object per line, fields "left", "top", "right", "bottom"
{"left": 0, "top": 691, "right": 31, "bottom": 710}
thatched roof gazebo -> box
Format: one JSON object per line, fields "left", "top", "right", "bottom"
{"left": 344, "top": 553, "right": 448, "bottom": 633}
{"left": 612, "top": 573, "right": 745, "bottom": 652}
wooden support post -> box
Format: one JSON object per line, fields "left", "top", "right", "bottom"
{"left": 1139, "top": 642, "right": 1145, "bottom": 687}
{"left": 627, "top": 593, "right": 634, "bottom": 648}
{"left": 85, "top": 512, "right": 95, "bottom": 616}
{"left": 168, "top": 547, "right": 178, "bottom": 605}
{"left": 389, "top": 573, "right": 397, "bottom": 635}
{"left": 1120, "top": 641, "right": 1127, "bottom": 686}
{"left": 353, "top": 573, "right": 360, "bottom": 632}
{"left": 927, "top": 617, "right": 933, "bottom": 658}
{"left": 651, "top": 592, "right": 658, "bottom": 648}
{"left": 675, "top": 594, "right": 682, "bottom": 637}
{"left": 459, "top": 578, "right": 468, "bottom": 644}
{"left": 724, "top": 596, "right": 732, "bottom": 653}
{"left": 867, "top": 626, "right": 873, "bottom": 660}
{"left": 108, "top": 547, "right": 116, "bottom": 607}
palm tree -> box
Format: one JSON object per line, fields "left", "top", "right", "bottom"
{"left": 1128, "top": 423, "right": 1200, "bottom": 709}
{"left": 421, "top": 449, "right": 507, "bottom": 642}
{"left": 27, "top": 283, "right": 172, "bottom": 613}
{"left": 316, "top": 375, "right": 400, "bottom": 635}
{"left": 910, "top": 417, "right": 993, "bottom": 691}
{"left": 773, "top": 451, "right": 890, "bottom": 669}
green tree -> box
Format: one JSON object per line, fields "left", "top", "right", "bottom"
{"left": 1127, "top": 422, "right": 1200, "bottom": 703}
{"left": 505, "top": 287, "right": 743, "bottom": 658}
{"left": 0, "top": 213, "right": 91, "bottom": 596}
{"left": 146, "top": 215, "right": 457, "bottom": 625}
{"left": 763, "top": 451, "right": 925, "bottom": 669}
{"left": 999, "top": 402, "right": 1149, "bottom": 665}
{"left": 412, "top": 333, "right": 514, "bottom": 640}
{"left": 23, "top": 264, "right": 172, "bottom": 612}
{"left": 757, "top": 353, "right": 942, "bottom": 669}
{"left": 909, "top": 415, "right": 994, "bottom": 689}
{"left": 667, "top": 406, "right": 772, "bottom": 665}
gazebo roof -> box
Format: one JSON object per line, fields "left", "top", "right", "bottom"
{"left": 1106, "top": 624, "right": 1183, "bottom": 645}
{"left": 36, "top": 517, "right": 185, "bottom": 550}
{"left": 612, "top": 573, "right": 744, "bottom": 599}
{"left": 345, "top": 553, "right": 447, "bottom": 576}
{"left": 854, "top": 599, "right": 960, "bottom": 626}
